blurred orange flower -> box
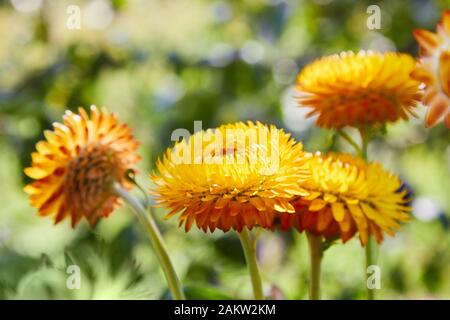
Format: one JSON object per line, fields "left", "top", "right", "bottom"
{"left": 412, "top": 10, "right": 450, "bottom": 128}
{"left": 24, "top": 106, "right": 140, "bottom": 227}
{"left": 296, "top": 51, "right": 422, "bottom": 129}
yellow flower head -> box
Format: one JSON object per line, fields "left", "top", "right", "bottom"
{"left": 151, "top": 122, "right": 310, "bottom": 233}
{"left": 278, "top": 153, "right": 411, "bottom": 246}
{"left": 412, "top": 10, "right": 450, "bottom": 128}
{"left": 296, "top": 51, "right": 422, "bottom": 129}
{"left": 24, "top": 106, "right": 140, "bottom": 227}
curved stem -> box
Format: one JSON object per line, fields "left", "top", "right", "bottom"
{"left": 238, "top": 228, "right": 264, "bottom": 300}
{"left": 306, "top": 232, "right": 323, "bottom": 300}
{"left": 337, "top": 130, "right": 362, "bottom": 155}
{"left": 358, "top": 128, "right": 368, "bottom": 159}
{"left": 114, "top": 184, "right": 185, "bottom": 300}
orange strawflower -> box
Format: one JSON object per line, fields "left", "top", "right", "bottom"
{"left": 151, "top": 122, "right": 310, "bottom": 232}
{"left": 277, "top": 153, "right": 411, "bottom": 246}
{"left": 295, "top": 51, "right": 422, "bottom": 129}
{"left": 24, "top": 106, "right": 140, "bottom": 227}
{"left": 412, "top": 10, "right": 450, "bottom": 128}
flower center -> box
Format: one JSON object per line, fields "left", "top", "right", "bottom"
{"left": 65, "top": 143, "right": 118, "bottom": 216}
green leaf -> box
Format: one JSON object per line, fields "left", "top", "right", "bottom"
{"left": 183, "top": 285, "right": 234, "bottom": 300}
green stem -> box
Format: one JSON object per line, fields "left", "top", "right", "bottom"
{"left": 365, "top": 235, "right": 376, "bottom": 300}
{"left": 358, "top": 127, "right": 375, "bottom": 300}
{"left": 114, "top": 184, "right": 185, "bottom": 300}
{"left": 306, "top": 232, "right": 323, "bottom": 300}
{"left": 238, "top": 228, "right": 264, "bottom": 300}
{"left": 358, "top": 128, "right": 368, "bottom": 159}
{"left": 337, "top": 130, "right": 362, "bottom": 155}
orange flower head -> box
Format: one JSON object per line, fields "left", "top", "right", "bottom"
{"left": 296, "top": 51, "right": 422, "bottom": 129}
{"left": 24, "top": 106, "right": 140, "bottom": 227}
{"left": 277, "top": 152, "right": 411, "bottom": 246}
{"left": 412, "top": 10, "right": 450, "bottom": 128}
{"left": 151, "top": 122, "right": 310, "bottom": 233}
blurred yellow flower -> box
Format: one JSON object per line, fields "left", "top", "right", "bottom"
{"left": 151, "top": 122, "right": 310, "bottom": 232}
{"left": 412, "top": 10, "right": 450, "bottom": 128}
{"left": 24, "top": 106, "right": 140, "bottom": 227}
{"left": 278, "top": 153, "right": 411, "bottom": 246}
{"left": 296, "top": 51, "right": 422, "bottom": 129}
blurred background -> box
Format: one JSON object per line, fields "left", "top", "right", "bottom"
{"left": 0, "top": 0, "right": 449, "bottom": 299}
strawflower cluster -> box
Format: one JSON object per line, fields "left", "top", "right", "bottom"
{"left": 23, "top": 10, "right": 449, "bottom": 301}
